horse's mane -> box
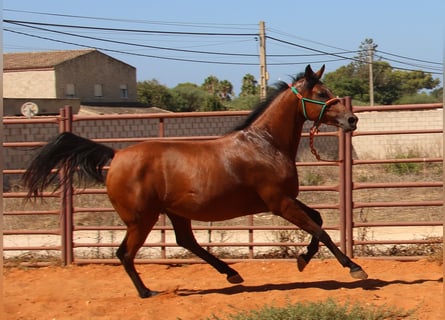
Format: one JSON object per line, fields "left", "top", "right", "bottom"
{"left": 233, "top": 73, "right": 304, "bottom": 131}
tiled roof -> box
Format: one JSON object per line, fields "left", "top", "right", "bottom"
{"left": 4, "top": 49, "right": 96, "bottom": 70}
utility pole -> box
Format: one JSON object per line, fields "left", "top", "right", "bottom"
{"left": 368, "top": 45, "right": 374, "bottom": 106}
{"left": 259, "top": 21, "right": 268, "bottom": 101}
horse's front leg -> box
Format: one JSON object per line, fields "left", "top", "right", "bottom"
{"left": 277, "top": 197, "right": 368, "bottom": 280}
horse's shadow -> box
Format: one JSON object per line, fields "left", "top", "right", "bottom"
{"left": 176, "top": 277, "right": 443, "bottom": 296}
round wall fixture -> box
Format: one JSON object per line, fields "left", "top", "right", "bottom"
{"left": 21, "top": 102, "right": 39, "bottom": 118}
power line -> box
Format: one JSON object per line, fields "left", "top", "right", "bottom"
{"left": 5, "top": 20, "right": 362, "bottom": 59}
{"left": 4, "top": 27, "right": 365, "bottom": 68}
{"left": 4, "top": 8, "right": 258, "bottom": 30}
{"left": 6, "top": 19, "right": 364, "bottom": 59}
{"left": 4, "top": 19, "right": 259, "bottom": 37}
{"left": 3, "top": 17, "right": 442, "bottom": 75}
{"left": 3, "top": 28, "right": 259, "bottom": 65}
{"left": 266, "top": 35, "right": 363, "bottom": 62}
{"left": 268, "top": 26, "right": 442, "bottom": 69}
{"left": 268, "top": 58, "right": 349, "bottom": 65}
{"left": 266, "top": 35, "right": 442, "bottom": 75}
{"left": 7, "top": 8, "right": 440, "bottom": 71}
{"left": 374, "top": 54, "right": 442, "bottom": 72}
{"left": 376, "top": 49, "right": 442, "bottom": 65}
{"left": 267, "top": 27, "right": 351, "bottom": 52}
{"left": 267, "top": 26, "right": 442, "bottom": 74}
{"left": 6, "top": 20, "right": 259, "bottom": 57}
{"left": 4, "top": 11, "right": 442, "bottom": 71}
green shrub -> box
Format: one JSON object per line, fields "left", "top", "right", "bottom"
{"left": 301, "top": 171, "right": 324, "bottom": 186}
{"left": 205, "top": 298, "right": 413, "bottom": 320}
{"left": 385, "top": 150, "right": 422, "bottom": 175}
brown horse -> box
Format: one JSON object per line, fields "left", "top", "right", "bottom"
{"left": 23, "top": 65, "right": 367, "bottom": 298}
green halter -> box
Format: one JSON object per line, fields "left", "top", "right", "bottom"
{"left": 289, "top": 85, "right": 339, "bottom": 127}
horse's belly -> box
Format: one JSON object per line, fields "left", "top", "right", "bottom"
{"left": 166, "top": 190, "right": 268, "bottom": 222}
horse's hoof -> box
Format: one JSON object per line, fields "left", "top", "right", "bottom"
{"left": 297, "top": 255, "right": 307, "bottom": 272}
{"left": 227, "top": 274, "right": 244, "bottom": 284}
{"left": 139, "top": 290, "right": 160, "bottom": 299}
{"left": 350, "top": 268, "right": 368, "bottom": 280}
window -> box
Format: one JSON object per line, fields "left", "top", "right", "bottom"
{"left": 66, "top": 84, "right": 75, "bottom": 97}
{"left": 94, "top": 84, "right": 103, "bottom": 97}
{"left": 120, "top": 84, "right": 128, "bottom": 99}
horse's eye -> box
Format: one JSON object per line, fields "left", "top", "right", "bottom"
{"left": 317, "top": 91, "right": 328, "bottom": 99}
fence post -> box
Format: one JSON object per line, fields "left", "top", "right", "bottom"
{"left": 59, "top": 106, "right": 74, "bottom": 265}
{"left": 344, "top": 97, "right": 354, "bottom": 257}
{"left": 338, "top": 100, "right": 346, "bottom": 253}
{"left": 158, "top": 117, "right": 167, "bottom": 259}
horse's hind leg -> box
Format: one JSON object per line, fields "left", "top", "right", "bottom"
{"left": 116, "top": 215, "right": 159, "bottom": 298}
{"left": 167, "top": 213, "right": 244, "bottom": 284}
{"left": 294, "top": 199, "right": 322, "bottom": 272}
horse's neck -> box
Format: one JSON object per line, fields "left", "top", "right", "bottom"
{"left": 252, "top": 92, "right": 305, "bottom": 160}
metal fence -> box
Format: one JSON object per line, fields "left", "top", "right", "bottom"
{"left": 3, "top": 101, "right": 443, "bottom": 265}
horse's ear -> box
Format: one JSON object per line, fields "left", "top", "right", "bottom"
{"left": 304, "top": 65, "right": 315, "bottom": 79}
{"left": 314, "top": 64, "right": 325, "bottom": 80}
{"left": 304, "top": 64, "right": 325, "bottom": 84}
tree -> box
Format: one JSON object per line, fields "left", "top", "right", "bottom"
{"left": 240, "top": 74, "right": 258, "bottom": 96}
{"left": 137, "top": 79, "right": 172, "bottom": 109}
{"left": 357, "top": 39, "right": 378, "bottom": 64}
{"left": 225, "top": 94, "right": 260, "bottom": 111}
{"left": 430, "top": 87, "right": 443, "bottom": 100}
{"left": 202, "top": 75, "right": 220, "bottom": 95}
{"left": 323, "top": 65, "right": 367, "bottom": 101}
{"left": 323, "top": 39, "right": 442, "bottom": 105}
{"left": 170, "top": 82, "right": 226, "bottom": 112}
{"left": 202, "top": 76, "right": 234, "bottom": 101}
{"left": 371, "top": 61, "right": 401, "bottom": 104}
{"left": 201, "top": 94, "right": 226, "bottom": 111}
{"left": 225, "top": 73, "right": 260, "bottom": 111}
{"left": 393, "top": 70, "right": 441, "bottom": 95}
{"left": 218, "top": 80, "right": 234, "bottom": 101}
{"left": 169, "top": 83, "right": 205, "bottom": 112}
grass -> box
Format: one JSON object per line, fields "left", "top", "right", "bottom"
{"left": 204, "top": 298, "right": 414, "bottom": 320}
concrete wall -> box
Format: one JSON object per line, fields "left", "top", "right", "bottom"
{"left": 3, "top": 70, "right": 56, "bottom": 98}
{"left": 3, "top": 98, "right": 80, "bottom": 116}
{"left": 354, "top": 109, "right": 443, "bottom": 158}
{"left": 55, "top": 51, "right": 137, "bottom": 103}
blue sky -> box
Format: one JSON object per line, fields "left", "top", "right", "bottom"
{"left": 3, "top": 0, "right": 443, "bottom": 94}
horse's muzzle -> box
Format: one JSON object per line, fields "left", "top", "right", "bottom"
{"left": 339, "top": 114, "right": 358, "bottom": 132}
{"left": 347, "top": 115, "right": 358, "bottom": 131}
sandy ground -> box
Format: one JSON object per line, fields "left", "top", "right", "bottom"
{"left": 3, "top": 259, "right": 443, "bottom": 320}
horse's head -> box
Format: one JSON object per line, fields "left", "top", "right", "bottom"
{"left": 291, "top": 65, "right": 358, "bottom": 132}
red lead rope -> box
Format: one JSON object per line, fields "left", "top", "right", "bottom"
{"left": 309, "top": 125, "right": 323, "bottom": 161}
{"left": 309, "top": 125, "right": 341, "bottom": 162}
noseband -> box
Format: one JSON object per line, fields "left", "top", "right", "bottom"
{"left": 289, "top": 84, "right": 341, "bottom": 162}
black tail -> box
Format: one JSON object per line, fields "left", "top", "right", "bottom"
{"left": 23, "top": 132, "right": 115, "bottom": 198}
